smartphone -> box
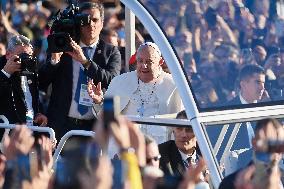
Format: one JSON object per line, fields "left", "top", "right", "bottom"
{"left": 103, "top": 96, "right": 120, "bottom": 130}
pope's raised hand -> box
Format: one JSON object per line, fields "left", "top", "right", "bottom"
{"left": 87, "top": 80, "right": 104, "bottom": 104}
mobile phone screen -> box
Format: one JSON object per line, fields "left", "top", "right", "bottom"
{"left": 103, "top": 97, "right": 120, "bottom": 130}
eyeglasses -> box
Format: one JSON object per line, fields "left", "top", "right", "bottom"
{"left": 146, "top": 154, "right": 161, "bottom": 163}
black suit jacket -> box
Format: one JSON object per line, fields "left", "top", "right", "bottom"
{"left": 0, "top": 56, "right": 39, "bottom": 124}
{"left": 38, "top": 40, "right": 121, "bottom": 131}
{"left": 159, "top": 140, "right": 185, "bottom": 177}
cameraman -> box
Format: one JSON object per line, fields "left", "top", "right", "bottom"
{"left": 39, "top": 2, "right": 121, "bottom": 139}
{"left": 0, "top": 35, "right": 47, "bottom": 125}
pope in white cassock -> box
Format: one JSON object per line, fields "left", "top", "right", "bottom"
{"left": 88, "top": 42, "right": 184, "bottom": 144}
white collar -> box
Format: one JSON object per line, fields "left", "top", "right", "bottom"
{"left": 178, "top": 149, "right": 197, "bottom": 162}
{"left": 239, "top": 93, "right": 257, "bottom": 104}
{"left": 80, "top": 40, "right": 99, "bottom": 48}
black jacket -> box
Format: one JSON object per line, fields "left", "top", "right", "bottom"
{"left": 159, "top": 140, "right": 201, "bottom": 177}
{"left": 38, "top": 40, "right": 121, "bottom": 131}
{"left": 0, "top": 55, "right": 39, "bottom": 124}
{"left": 159, "top": 140, "right": 186, "bottom": 177}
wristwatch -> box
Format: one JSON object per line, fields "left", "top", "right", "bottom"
{"left": 120, "top": 147, "right": 135, "bottom": 154}
{"left": 83, "top": 58, "right": 92, "bottom": 69}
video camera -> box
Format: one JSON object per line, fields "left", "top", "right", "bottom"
{"left": 15, "top": 53, "right": 37, "bottom": 76}
{"left": 47, "top": 1, "right": 91, "bottom": 53}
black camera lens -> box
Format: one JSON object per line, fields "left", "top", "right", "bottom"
{"left": 55, "top": 36, "right": 66, "bottom": 48}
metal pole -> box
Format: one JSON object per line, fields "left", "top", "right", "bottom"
{"left": 125, "top": 7, "right": 136, "bottom": 72}
{"left": 120, "top": 1, "right": 222, "bottom": 188}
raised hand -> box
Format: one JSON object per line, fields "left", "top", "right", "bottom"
{"left": 22, "top": 164, "right": 52, "bottom": 189}
{"left": 38, "top": 136, "right": 53, "bottom": 169}
{"left": 66, "top": 38, "right": 88, "bottom": 65}
{"left": 79, "top": 155, "right": 113, "bottom": 189}
{"left": 178, "top": 158, "right": 207, "bottom": 189}
{"left": 3, "top": 125, "right": 35, "bottom": 160}
{"left": 3, "top": 55, "right": 21, "bottom": 75}
{"left": 109, "top": 116, "right": 131, "bottom": 150}
{"left": 87, "top": 80, "right": 103, "bottom": 104}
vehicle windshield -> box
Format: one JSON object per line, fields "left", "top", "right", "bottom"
{"left": 140, "top": 0, "right": 284, "bottom": 112}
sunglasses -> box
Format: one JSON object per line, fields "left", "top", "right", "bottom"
{"left": 146, "top": 155, "right": 161, "bottom": 163}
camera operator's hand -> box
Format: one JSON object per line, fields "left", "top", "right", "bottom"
{"left": 66, "top": 39, "right": 88, "bottom": 66}
{"left": 3, "top": 55, "right": 21, "bottom": 75}
{"left": 51, "top": 52, "right": 63, "bottom": 64}
{"left": 88, "top": 80, "right": 103, "bottom": 104}
{"left": 3, "top": 125, "right": 35, "bottom": 160}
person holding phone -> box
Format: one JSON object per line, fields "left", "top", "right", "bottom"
{"left": 39, "top": 2, "right": 121, "bottom": 140}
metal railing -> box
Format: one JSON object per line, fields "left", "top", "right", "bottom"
{"left": 0, "top": 115, "right": 56, "bottom": 152}
{"left": 53, "top": 130, "right": 95, "bottom": 164}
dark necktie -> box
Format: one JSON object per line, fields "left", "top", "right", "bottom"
{"left": 74, "top": 47, "right": 92, "bottom": 115}
{"left": 82, "top": 46, "right": 92, "bottom": 59}
{"left": 184, "top": 157, "right": 192, "bottom": 168}
{"left": 186, "top": 157, "right": 192, "bottom": 164}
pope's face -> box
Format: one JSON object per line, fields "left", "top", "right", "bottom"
{"left": 136, "top": 46, "right": 162, "bottom": 83}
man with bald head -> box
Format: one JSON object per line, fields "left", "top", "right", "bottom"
{"left": 88, "top": 42, "right": 183, "bottom": 144}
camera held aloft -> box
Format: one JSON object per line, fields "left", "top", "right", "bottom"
{"left": 47, "top": 3, "right": 91, "bottom": 53}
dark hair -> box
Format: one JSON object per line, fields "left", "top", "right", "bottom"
{"left": 239, "top": 64, "right": 265, "bottom": 82}
{"left": 255, "top": 118, "right": 282, "bottom": 133}
{"left": 79, "top": 2, "right": 104, "bottom": 21}
{"left": 176, "top": 110, "right": 187, "bottom": 119}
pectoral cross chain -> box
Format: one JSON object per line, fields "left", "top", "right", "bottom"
{"left": 137, "top": 103, "right": 145, "bottom": 117}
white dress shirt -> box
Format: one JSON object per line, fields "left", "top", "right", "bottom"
{"left": 68, "top": 41, "right": 97, "bottom": 120}
{"left": 1, "top": 69, "right": 34, "bottom": 123}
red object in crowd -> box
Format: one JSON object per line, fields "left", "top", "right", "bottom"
{"left": 129, "top": 52, "right": 137, "bottom": 65}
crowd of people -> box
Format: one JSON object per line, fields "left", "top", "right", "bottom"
{"left": 0, "top": 0, "right": 283, "bottom": 188}
{"left": 141, "top": 0, "right": 284, "bottom": 108}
